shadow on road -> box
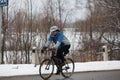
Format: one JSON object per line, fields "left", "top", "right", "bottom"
{"left": 58, "top": 78, "right": 73, "bottom": 80}
{"left": 49, "top": 77, "right": 74, "bottom": 80}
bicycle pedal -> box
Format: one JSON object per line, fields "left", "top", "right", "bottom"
{"left": 65, "top": 66, "right": 70, "bottom": 69}
{"left": 62, "top": 66, "right": 69, "bottom": 70}
{"left": 45, "top": 68, "right": 49, "bottom": 70}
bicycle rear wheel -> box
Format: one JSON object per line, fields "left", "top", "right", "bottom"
{"left": 61, "top": 58, "right": 75, "bottom": 78}
{"left": 39, "top": 59, "right": 54, "bottom": 80}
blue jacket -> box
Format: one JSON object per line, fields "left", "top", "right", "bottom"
{"left": 47, "top": 31, "right": 70, "bottom": 48}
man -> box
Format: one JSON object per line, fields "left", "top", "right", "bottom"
{"left": 41, "top": 25, "right": 70, "bottom": 74}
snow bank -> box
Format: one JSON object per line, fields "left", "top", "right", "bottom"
{"left": 0, "top": 61, "right": 120, "bottom": 77}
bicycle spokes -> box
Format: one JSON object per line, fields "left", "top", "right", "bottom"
{"left": 39, "top": 59, "right": 54, "bottom": 79}
{"left": 61, "top": 58, "right": 74, "bottom": 78}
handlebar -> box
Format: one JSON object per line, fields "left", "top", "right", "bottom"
{"left": 45, "top": 48, "right": 56, "bottom": 51}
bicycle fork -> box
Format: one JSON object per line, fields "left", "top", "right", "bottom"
{"left": 45, "top": 60, "right": 52, "bottom": 70}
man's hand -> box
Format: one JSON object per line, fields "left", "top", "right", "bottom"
{"left": 48, "top": 48, "right": 57, "bottom": 56}
{"left": 48, "top": 48, "right": 54, "bottom": 50}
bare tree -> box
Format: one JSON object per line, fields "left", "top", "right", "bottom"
{"left": 74, "top": 0, "right": 120, "bottom": 61}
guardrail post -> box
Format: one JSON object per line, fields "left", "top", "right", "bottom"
{"left": 31, "top": 47, "right": 39, "bottom": 65}
{"left": 102, "top": 45, "right": 109, "bottom": 61}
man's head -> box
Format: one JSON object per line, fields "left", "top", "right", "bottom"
{"left": 50, "top": 26, "right": 59, "bottom": 36}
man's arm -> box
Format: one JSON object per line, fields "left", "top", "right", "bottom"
{"left": 53, "top": 33, "right": 63, "bottom": 49}
{"left": 53, "top": 41, "right": 60, "bottom": 49}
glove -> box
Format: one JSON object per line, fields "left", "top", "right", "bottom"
{"left": 48, "top": 48, "right": 56, "bottom": 51}
{"left": 48, "top": 48, "right": 54, "bottom": 50}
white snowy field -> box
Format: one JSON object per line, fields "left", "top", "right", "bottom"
{"left": 0, "top": 61, "right": 120, "bottom": 77}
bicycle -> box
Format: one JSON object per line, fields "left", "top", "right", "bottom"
{"left": 39, "top": 48, "right": 75, "bottom": 80}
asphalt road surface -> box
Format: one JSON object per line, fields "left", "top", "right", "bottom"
{"left": 0, "top": 70, "right": 120, "bottom": 80}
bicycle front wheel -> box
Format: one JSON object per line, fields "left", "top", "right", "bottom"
{"left": 61, "top": 58, "right": 75, "bottom": 78}
{"left": 39, "top": 59, "right": 54, "bottom": 80}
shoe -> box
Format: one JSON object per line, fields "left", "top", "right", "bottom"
{"left": 61, "top": 62, "right": 65, "bottom": 66}
{"left": 55, "top": 70, "right": 60, "bottom": 75}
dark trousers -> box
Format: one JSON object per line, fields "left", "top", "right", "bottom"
{"left": 56, "top": 45, "right": 70, "bottom": 63}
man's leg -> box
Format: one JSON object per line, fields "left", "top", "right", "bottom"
{"left": 56, "top": 48, "right": 65, "bottom": 63}
{"left": 55, "top": 48, "right": 64, "bottom": 75}
{"left": 63, "top": 45, "right": 70, "bottom": 56}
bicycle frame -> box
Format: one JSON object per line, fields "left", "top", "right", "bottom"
{"left": 49, "top": 50, "right": 62, "bottom": 71}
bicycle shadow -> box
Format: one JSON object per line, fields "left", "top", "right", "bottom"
{"left": 48, "top": 77, "right": 74, "bottom": 80}
{"left": 58, "top": 78, "right": 74, "bottom": 80}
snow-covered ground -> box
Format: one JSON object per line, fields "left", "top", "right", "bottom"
{"left": 0, "top": 61, "right": 120, "bottom": 77}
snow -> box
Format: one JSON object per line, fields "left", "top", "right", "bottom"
{"left": 0, "top": 61, "right": 120, "bottom": 77}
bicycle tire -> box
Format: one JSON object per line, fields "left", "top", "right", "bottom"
{"left": 39, "top": 59, "right": 54, "bottom": 79}
{"left": 61, "top": 58, "right": 75, "bottom": 78}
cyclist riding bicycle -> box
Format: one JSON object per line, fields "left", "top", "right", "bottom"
{"left": 41, "top": 25, "right": 71, "bottom": 75}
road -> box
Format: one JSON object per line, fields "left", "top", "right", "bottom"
{"left": 0, "top": 70, "right": 120, "bottom": 80}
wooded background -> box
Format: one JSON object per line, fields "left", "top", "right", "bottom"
{"left": 0, "top": 0, "right": 120, "bottom": 64}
